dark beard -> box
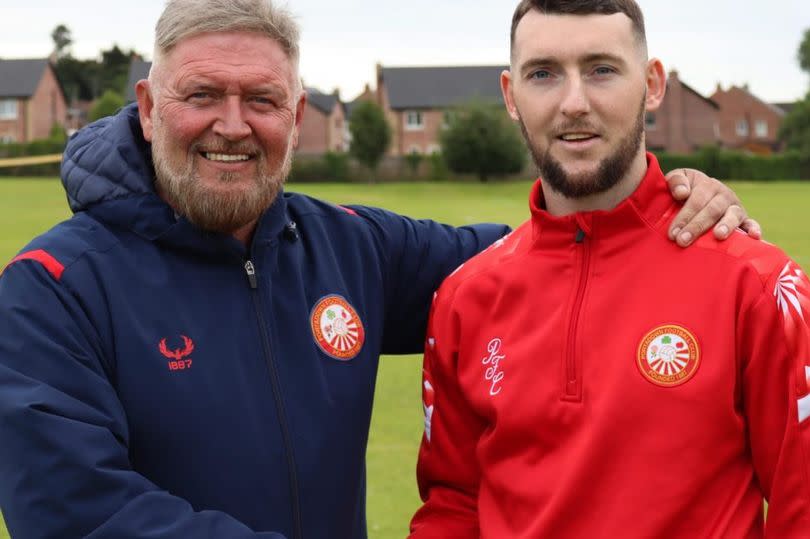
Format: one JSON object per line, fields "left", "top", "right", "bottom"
{"left": 519, "top": 98, "right": 646, "bottom": 200}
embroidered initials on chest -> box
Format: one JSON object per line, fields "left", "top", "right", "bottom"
{"left": 482, "top": 338, "right": 506, "bottom": 396}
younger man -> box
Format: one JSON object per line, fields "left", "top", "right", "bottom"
{"left": 410, "top": 1, "right": 810, "bottom": 537}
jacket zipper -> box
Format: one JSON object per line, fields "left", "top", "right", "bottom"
{"left": 564, "top": 229, "right": 590, "bottom": 402}
{"left": 244, "top": 259, "right": 303, "bottom": 539}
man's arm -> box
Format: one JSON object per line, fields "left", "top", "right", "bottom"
{"left": 345, "top": 205, "right": 509, "bottom": 354}
{"left": 738, "top": 256, "right": 810, "bottom": 535}
{"left": 409, "top": 291, "right": 482, "bottom": 538}
{"left": 0, "top": 261, "right": 284, "bottom": 539}
{"left": 664, "top": 168, "right": 761, "bottom": 246}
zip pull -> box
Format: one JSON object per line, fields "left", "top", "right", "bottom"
{"left": 244, "top": 260, "right": 258, "bottom": 289}
{"left": 575, "top": 229, "right": 586, "bottom": 243}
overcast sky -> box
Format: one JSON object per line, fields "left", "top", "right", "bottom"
{"left": 2, "top": 0, "right": 808, "bottom": 103}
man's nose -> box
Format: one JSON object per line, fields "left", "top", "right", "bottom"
{"left": 213, "top": 96, "right": 252, "bottom": 140}
{"left": 559, "top": 77, "right": 590, "bottom": 118}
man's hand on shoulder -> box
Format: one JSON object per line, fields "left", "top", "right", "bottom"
{"left": 665, "top": 168, "right": 762, "bottom": 247}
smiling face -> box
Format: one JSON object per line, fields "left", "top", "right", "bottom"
{"left": 502, "top": 10, "right": 665, "bottom": 209}
{"left": 136, "top": 31, "right": 306, "bottom": 235}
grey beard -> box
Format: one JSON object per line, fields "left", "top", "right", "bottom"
{"left": 151, "top": 135, "right": 291, "bottom": 234}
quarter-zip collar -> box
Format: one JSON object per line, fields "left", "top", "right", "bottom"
{"left": 529, "top": 153, "right": 678, "bottom": 247}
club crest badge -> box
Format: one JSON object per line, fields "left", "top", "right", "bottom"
{"left": 310, "top": 295, "right": 365, "bottom": 361}
{"left": 637, "top": 325, "right": 700, "bottom": 387}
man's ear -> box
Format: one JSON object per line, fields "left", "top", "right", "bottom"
{"left": 135, "top": 79, "right": 155, "bottom": 141}
{"left": 291, "top": 88, "right": 307, "bottom": 148}
{"left": 500, "top": 69, "right": 520, "bottom": 122}
{"left": 645, "top": 59, "right": 667, "bottom": 112}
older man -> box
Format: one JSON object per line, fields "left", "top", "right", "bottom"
{"left": 0, "top": 0, "right": 759, "bottom": 538}
{"left": 410, "top": 1, "right": 810, "bottom": 537}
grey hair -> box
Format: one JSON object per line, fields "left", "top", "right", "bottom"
{"left": 153, "top": 0, "right": 300, "bottom": 64}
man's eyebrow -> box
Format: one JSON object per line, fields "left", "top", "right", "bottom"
{"left": 580, "top": 52, "right": 627, "bottom": 66}
{"left": 519, "top": 52, "right": 628, "bottom": 75}
{"left": 249, "top": 85, "right": 287, "bottom": 97}
{"left": 518, "top": 57, "right": 561, "bottom": 75}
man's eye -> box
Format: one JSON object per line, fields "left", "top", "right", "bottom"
{"left": 250, "top": 96, "right": 275, "bottom": 106}
{"left": 188, "top": 92, "right": 213, "bottom": 101}
{"left": 530, "top": 70, "right": 552, "bottom": 80}
{"left": 593, "top": 66, "right": 616, "bottom": 76}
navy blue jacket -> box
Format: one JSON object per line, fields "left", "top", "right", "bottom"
{"left": 0, "top": 104, "right": 508, "bottom": 538}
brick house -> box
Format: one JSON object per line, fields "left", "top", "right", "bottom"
{"left": 126, "top": 61, "right": 347, "bottom": 154}
{"left": 297, "top": 88, "right": 347, "bottom": 154}
{"left": 375, "top": 64, "right": 507, "bottom": 156}
{"left": 0, "top": 59, "right": 67, "bottom": 143}
{"left": 646, "top": 70, "right": 720, "bottom": 154}
{"left": 710, "top": 84, "right": 786, "bottom": 154}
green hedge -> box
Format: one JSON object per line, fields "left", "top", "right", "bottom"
{"left": 654, "top": 147, "right": 810, "bottom": 181}
{"left": 0, "top": 138, "right": 67, "bottom": 177}
{"left": 288, "top": 152, "right": 350, "bottom": 183}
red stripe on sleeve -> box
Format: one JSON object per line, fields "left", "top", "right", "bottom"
{"left": 338, "top": 205, "right": 358, "bottom": 216}
{"left": 3, "top": 250, "right": 65, "bottom": 281}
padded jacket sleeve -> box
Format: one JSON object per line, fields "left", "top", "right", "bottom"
{"left": 409, "top": 286, "right": 482, "bottom": 538}
{"left": 0, "top": 260, "right": 284, "bottom": 539}
{"left": 347, "top": 205, "right": 509, "bottom": 354}
{"left": 739, "top": 257, "right": 810, "bottom": 537}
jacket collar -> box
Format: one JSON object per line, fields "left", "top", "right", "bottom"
{"left": 529, "top": 153, "right": 678, "bottom": 246}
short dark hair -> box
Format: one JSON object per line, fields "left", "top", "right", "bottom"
{"left": 510, "top": 0, "right": 647, "bottom": 57}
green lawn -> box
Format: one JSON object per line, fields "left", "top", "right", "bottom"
{"left": 1, "top": 177, "right": 809, "bottom": 538}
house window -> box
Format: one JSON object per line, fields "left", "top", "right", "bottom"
{"left": 0, "top": 99, "right": 18, "bottom": 120}
{"left": 427, "top": 144, "right": 441, "bottom": 155}
{"left": 645, "top": 112, "right": 657, "bottom": 130}
{"left": 0, "top": 134, "right": 15, "bottom": 143}
{"left": 442, "top": 111, "right": 455, "bottom": 128}
{"left": 736, "top": 119, "right": 749, "bottom": 137}
{"left": 405, "top": 111, "right": 424, "bottom": 131}
{"left": 755, "top": 120, "right": 768, "bottom": 138}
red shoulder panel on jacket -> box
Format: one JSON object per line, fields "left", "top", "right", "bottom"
{"left": 3, "top": 250, "right": 65, "bottom": 281}
{"left": 338, "top": 205, "right": 358, "bottom": 216}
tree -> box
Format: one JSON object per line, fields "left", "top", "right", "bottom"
{"left": 781, "top": 94, "right": 810, "bottom": 151}
{"left": 440, "top": 102, "right": 526, "bottom": 182}
{"left": 799, "top": 28, "right": 810, "bottom": 75}
{"left": 55, "top": 57, "right": 99, "bottom": 101}
{"left": 89, "top": 90, "right": 125, "bottom": 122}
{"left": 779, "top": 28, "right": 810, "bottom": 177}
{"left": 349, "top": 102, "right": 391, "bottom": 176}
{"left": 99, "top": 45, "right": 134, "bottom": 95}
{"left": 51, "top": 24, "right": 73, "bottom": 59}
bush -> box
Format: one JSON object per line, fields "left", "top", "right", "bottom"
{"left": 323, "top": 151, "right": 350, "bottom": 182}
{"left": 654, "top": 147, "right": 809, "bottom": 181}
{"left": 440, "top": 102, "right": 526, "bottom": 182}
{"left": 89, "top": 90, "right": 125, "bottom": 122}
{"left": 0, "top": 138, "right": 67, "bottom": 177}
{"left": 289, "top": 152, "right": 351, "bottom": 183}
{"left": 404, "top": 152, "right": 422, "bottom": 176}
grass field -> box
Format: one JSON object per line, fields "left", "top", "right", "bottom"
{"left": 1, "top": 177, "right": 809, "bottom": 538}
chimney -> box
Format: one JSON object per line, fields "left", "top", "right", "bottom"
{"left": 376, "top": 62, "right": 384, "bottom": 107}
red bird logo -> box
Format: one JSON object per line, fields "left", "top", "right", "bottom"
{"left": 159, "top": 335, "right": 195, "bottom": 360}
